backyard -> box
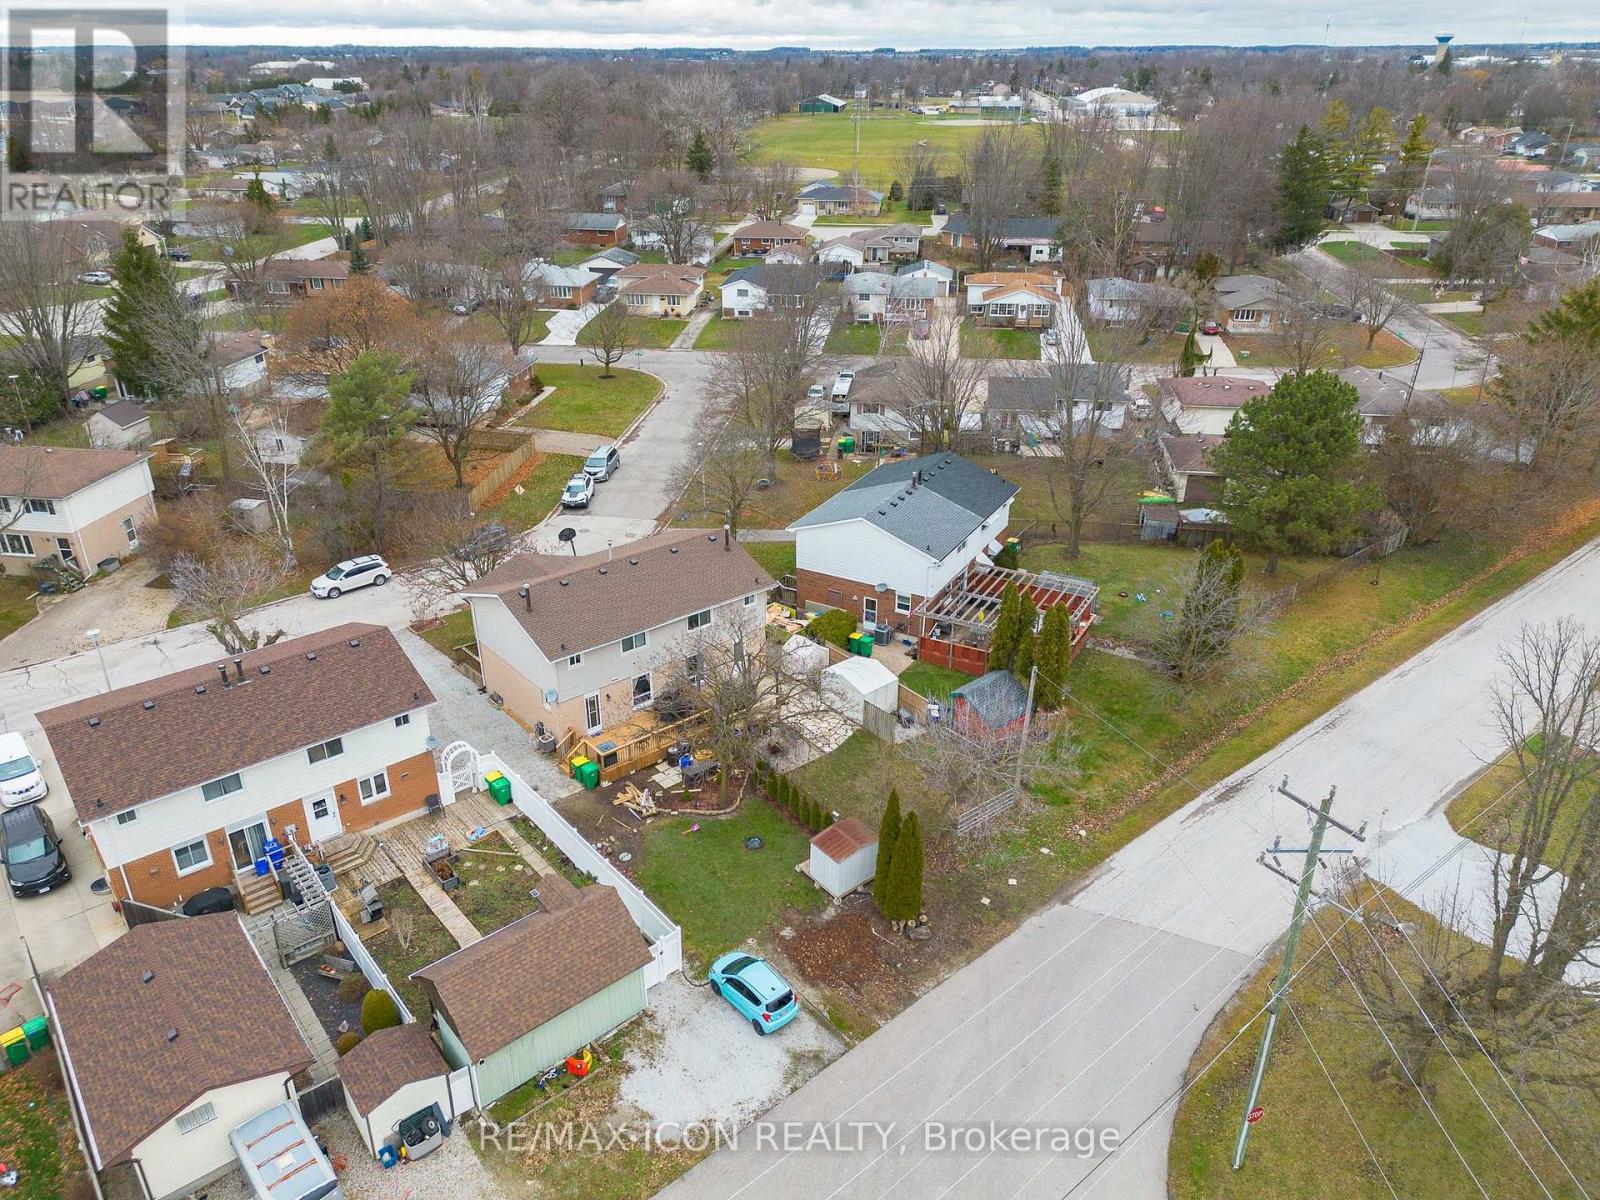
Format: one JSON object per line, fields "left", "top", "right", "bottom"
{"left": 362, "top": 877, "right": 463, "bottom": 1018}
{"left": 0, "top": 576, "right": 39, "bottom": 642}
{"left": 447, "top": 831, "right": 544, "bottom": 934}
{"left": 0, "top": 1052, "right": 94, "bottom": 1200}
{"left": 960, "top": 320, "right": 1042, "bottom": 360}
{"left": 522, "top": 364, "right": 660, "bottom": 438}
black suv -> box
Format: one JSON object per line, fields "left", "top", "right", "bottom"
{"left": 2, "top": 804, "right": 71, "bottom": 898}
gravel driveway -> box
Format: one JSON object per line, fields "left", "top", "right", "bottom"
{"left": 619, "top": 974, "right": 845, "bottom": 1129}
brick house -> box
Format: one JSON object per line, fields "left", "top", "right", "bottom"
{"left": 0, "top": 446, "right": 155, "bottom": 578}
{"left": 564, "top": 212, "right": 628, "bottom": 247}
{"left": 37, "top": 623, "right": 440, "bottom": 911}
{"left": 525, "top": 261, "right": 600, "bottom": 309}
{"left": 461, "top": 528, "right": 772, "bottom": 744}
{"left": 614, "top": 264, "right": 706, "bottom": 317}
{"left": 730, "top": 220, "right": 810, "bottom": 257}
{"left": 234, "top": 258, "right": 348, "bottom": 305}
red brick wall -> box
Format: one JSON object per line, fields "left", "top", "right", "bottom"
{"left": 794, "top": 567, "right": 924, "bottom": 637}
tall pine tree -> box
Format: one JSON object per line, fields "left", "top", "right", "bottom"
{"left": 872, "top": 790, "right": 901, "bottom": 910}
{"left": 686, "top": 130, "right": 714, "bottom": 181}
{"left": 102, "top": 229, "right": 190, "bottom": 401}
{"left": 881, "top": 811, "right": 924, "bottom": 925}
{"left": 1033, "top": 605, "right": 1073, "bottom": 710}
{"left": 1272, "top": 125, "right": 1330, "bottom": 251}
{"left": 987, "top": 583, "right": 1027, "bottom": 673}
{"left": 1010, "top": 592, "right": 1039, "bottom": 687}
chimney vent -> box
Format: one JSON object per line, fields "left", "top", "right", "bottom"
{"left": 628, "top": 557, "right": 638, "bottom": 566}
{"left": 88, "top": 716, "right": 101, "bottom": 727}
{"left": 217, "top": 664, "right": 231, "bottom": 689}
{"left": 165, "top": 1028, "right": 179, "bottom": 1043}
{"left": 669, "top": 546, "right": 678, "bottom": 554}
{"left": 598, "top": 566, "right": 608, "bottom": 575}
{"left": 195, "top": 685, "right": 206, "bottom": 695}
{"left": 259, "top": 665, "right": 271, "bottom": 675}
{"left": 232, "top": 657, "right": 244, "bottom": 682}
{"left": 348, "top": 638, "right": 361, "bottom": 648}
{"left": 559, "top": 578, "right": 570, "bottom": 587}
{"left": 142, "top": 699, "right": 155, "bottom": 710}
{"left": 306, "top": 651, "right": 317, "bottom": 661}
{"left": 519, "top": 583, "right": 531, "bottom": 611}
{"left": 723, "top": 524, "right": 731, "bottom": 550}
{"left": 141, "top": 970, "right": 154, "bottom": 984}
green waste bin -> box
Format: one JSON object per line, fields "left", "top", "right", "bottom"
{"left": 846, "top": 632, "right": 865, "bottom": 656}
{"left": 484, "top": 770, "right": 511, "bottom": 805}
{"left": 857, "top": 635, "right": 873, "bottom": 658}
{"left": 21, "top": 1016, "right": 49, "bottom": 1051}
{"left": 571, "top": 756, "right": 600, "bottom": 789}
{"left": 90, "top": 384, "right": 109, "bottom": 399}
{"left": 836, "top": 434, "right": 855, "bottom": 455}
{"left": 1, "top": 1028, "right": 28, "bottom": 1067}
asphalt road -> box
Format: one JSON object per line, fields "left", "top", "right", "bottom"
{"left": 660, "top": 535, "right": 1600, "bottom": 1200}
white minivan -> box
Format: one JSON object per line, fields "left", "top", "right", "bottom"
{"left": 0, "top": 732, "right": 47, "bottom": 808}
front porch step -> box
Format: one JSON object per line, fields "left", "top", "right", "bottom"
{"left": 320, "top": 832, "right": 378, "bottom": 880}
{"left": 236, "top": 872, "right": 282, "bottom": 915}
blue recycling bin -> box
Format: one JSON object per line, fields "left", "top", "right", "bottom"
{"left": 262, "top": 837, "right": 286, "bottom": 871}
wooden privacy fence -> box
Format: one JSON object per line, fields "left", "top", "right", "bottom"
{"left": 298, "top": 1077, "right": 345, "bottom": 1125}
{"left": 120, "top": 899, "right": 186, "bottom": 927}
{"left": 466, "top": 430, "right": 539, "bottom": 510}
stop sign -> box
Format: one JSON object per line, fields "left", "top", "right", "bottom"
{"left": 1247, "top": 1106, "right": 1265, "bottom": 1125}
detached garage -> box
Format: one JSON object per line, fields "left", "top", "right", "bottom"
{"left": 338, "top": 1023, "right": 453, "bottom": 1159}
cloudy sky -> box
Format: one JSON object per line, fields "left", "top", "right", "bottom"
{"left": 179, "top": 0, "right": 1599, "bottom": 51}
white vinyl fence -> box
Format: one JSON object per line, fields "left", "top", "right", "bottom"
{"left": 477, "top": 750, "right": 684, "bottom": 989}
{"left": 331, "top": 903, "right": 416, "bottom": 1024}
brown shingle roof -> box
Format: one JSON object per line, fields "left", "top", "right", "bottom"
{"left": 207, "top": 329, "right": 270, "bottom": 367}
{"left": 1157, "top": 376, "right": 1270, "bottom": 410}
{"left": 812, "top": 816, "right": 877, "bottom": 862}
{"left": 38, "top": 623, "right": 434, "bottom": 821}
{"left": 47, "top": 914, "right": 312, "bottom": 1168}
{"left": 615, "top": 265, "right": 706, "bottom": 295}
{"left": 467, "top": 528, "right": 773, "bottom": 660}
{"left": 89, "top": 399, "right": 151, "bottom": 430}
{"left": 413, "top": 878, "right": 651, "bottom": 1059}
{"left": 1159, "top": 432, "right": 1224, "bottom": 475}
{"left": 337, "top": 1023, "right": 447, "bottom": 1112}
{"left": 733, "top": 221, "right": 808, "bottom": 242}
{"left": 263, "top": 258, "right": 349, "bottom": 282}
{"left": 0, "top": 445, "right": 149, "bottom": 499}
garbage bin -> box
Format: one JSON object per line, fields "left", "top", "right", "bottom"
{"left": 485, "top": 771, "right": 512, "bottom": 805}
{"left": 570, "top": 757, "right": 600, "bottom": 789}
{"left": 846, "top": 632, "right": 865, "bottom": 656}
{"left": 857, "top": 633, "right": 873, "bottom": 658}
{"left": 836, "top": 434, "right": 854, "bottom": 456}
{"left": 1, "top": 1028, "right": 29, "bottom": 1067}
{"left": 22, "top": 1016, "right": 50, "bottom": 1051}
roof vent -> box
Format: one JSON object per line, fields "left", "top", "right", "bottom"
{"left": 628, "top": 557, "right": 638, "bottom": 566}
{"left": 598, "top": 566, "right": 608, "bottom": 575}
{"left": 707, "top": 534, "right": 718, "bottom": 542}
{"left": 165, "top": 1028, "right": 179, "bottom": 1043}
{"left": 259, "top": 665, "right": 271, "bottom": 675}
{"left": 195, "top": 685, "right": 206, "bottom": 695}
{"left": 306, "top": 651, "right": 317, "bottom": 661}
{"left": 141, "top": 970, "right": 154, "bottom": 984}
{"left": 348, "top": 638, "right": 361, "bottom": 648}
{"left": 142, "top": 699, "right": 155, "bottom": 710}
{"left": 559, "top": 578, "right": 570, "bottom": 587}
{"left": 669, "top": 546, "right": 679, "bottom": 554}
{"left": 88, "top": 716, "right": 101, "bottom": 727}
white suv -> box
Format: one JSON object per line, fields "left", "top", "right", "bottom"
{"left": 0, "top": 732, "right": 47, "bottom": 808}
{"left": 309, "top": 554, "right": 390, "bottom": 599}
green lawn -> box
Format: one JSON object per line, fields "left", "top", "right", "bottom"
{"left": 1439, "top": 310, "right": 1487, "bottom": 337}
{"left": 694, "top": 454, "right": 876, "bottom": 530}
{"left": 0, "top": 576, "right": 38, "bottom": 642}
{"left": 26, "top": 416, "right": 90, "bottom": 448}
{"left": 624, "top": 317, "right": 688, "bottom": 349}
{"left": 1445, "top": 743, "right": 1586, "bottom": 871}
{"left": 1086, "top": 329, "right": 1188, "bottom": 365}
{"left": 693, "top": 312, "right": 737, "bottom": 350}
{"left": 486, "top": 452, "right": 586, "bottom": 531}
{"left": 742, "top": 540, "right": 796, "bottom": 581}
{"left": 635, "top": 801, "right": 825, "bottom": 967}
{"left": 0, "top": 1054, "right": 92, "bottom": 1200}
{"left": 752, "top": 112, "right": 993, "bottom": 189}
{"left": 361, "top": 878, "right": 459, "bottom": 1020}
{"left": 960, "top": 320, "right": 1040, "bottom": 360}
{"left": 1225, "top": 325, "right": 1415, "bottom": 370}
{"left": 416, "top": 607, "right": 475, "bottom": 656}
{"left": 899, "top": 662, "right": 975, "bottom": 705}
{"left": 1320, "top": 239, "right": 1435, "bottom": 278}
{"left": 458, "top": 309, "right": 553, "bottom": 347}
{"left": 825, "top": 321, "right": 886, "bottom": 354}
{"left": 524, "top": 365, "right": 660, "bottom": 438}
{"left": 176, "top": 221, "right": 332, "bottom": 260}
{"left": 448, "top": 832, "right": 543, "bottom": 934}
{"left": 792, "top": 730, "right": 929, "bottom": 831}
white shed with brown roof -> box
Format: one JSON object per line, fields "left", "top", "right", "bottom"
{"left": 338, "top": 1022, "right": 452, "bottom": 1156}
{"left": 84, "top": 399, "right": 153, "bottom": 449}
{"left": 808, "top": 816, "right": 878, "bottom": 898}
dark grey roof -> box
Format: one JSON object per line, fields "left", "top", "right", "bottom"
{"left": 951, "top": 670, "right": 1030, "bottom": 728}
{"left": 986, "top": 366, "right": 1133, "bottom": 410}
{"left": 789, "top": 453, "right": 1018, "bottom": 561}
{"left": 798, "top": 181, "right": 883, "bottom": 203}
{"left": 722, "top": 264, "right": 818, "bottom": 297}
{"left": 566, "top": 212, "right": 625, "bottom": 232}
{"left": 90, "top": 399, "right": 151, "bottom": 430}
{"left": 944, "top": 214, "right": 1059, "bottom": 241}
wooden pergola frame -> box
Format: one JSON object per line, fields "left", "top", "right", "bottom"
{"left": 914, "top": 563, "right": 1099, "bottom": 646}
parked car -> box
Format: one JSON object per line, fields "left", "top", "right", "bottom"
{"left": 1197, "top": 319, "right": 1222, "bottom": 336}
{"left": 806, "top": 383, "right": 827, "bottom": 404}
{"left": 583, "top": 445, "right": 621, "bottom": 481}
{"left": 75, "top": 270, "right": 113, "bottom": 286}
{"left": 1042, "top": 327, "right": 1060, "bottom": 347}
{"left": 560, "top": 473, "right": 594, "bottom": 509}
{"left": 831, "top": 369, "right": 856, "bottom": 399}
{"left": 309, "top": 554, "right": 390, "bottom": 599}
{"left": 166, "top": 246, "right": 193, "bottom": 262}
{"left": 451, "top": 298, "right": 481, "bottom": 316}
{"left": 708, "top": 951, "right": 799, "bottom": 1035}
{"left": 2, "top": 803, "right": 71, "bottom": 898}
{"left": 0, "top": 731, "right": 47, "bottom": 808}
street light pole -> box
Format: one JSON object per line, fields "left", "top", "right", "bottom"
{"left": 85, "top": 628, "right": 111, "bottom": 692}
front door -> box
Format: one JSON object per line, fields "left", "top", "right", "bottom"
{"left": 863, "top": 596, "right": 878, "bottom": 626}
{"left": 303, "top": 790, "right": 342, "bottom": 843}
{"left": 227, "top": 819, "right": 271, "bottom": 871}
{"left": 55, "top": 538, "right": 78, "bottom": 569}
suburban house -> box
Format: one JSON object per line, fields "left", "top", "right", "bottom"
{"left": 985, "top": 366, "right": 1136, "bottom": 448}
{"left": 525, "top": 261, "right": 600, "bottom": 309}
{"left": 789, "top": 452, "right": 1017, "bottom": 637}
{"left": 1213, "top": 274, "right": 1288, "bottom": 334}
{"left": 1086, "top": 277, "right": 1185, "bottom": 326}
{"left": 795, "top": 180, "right": 884, "bottom": 217}
{"left": 36, "top": 623, "right": 440, "bottom": 911}
{"left": 797, "top": 94, "right": 849, "bottom": 113}
{"left": 843, "top": 271, "right": 942, "bottom": 323}
{"left": 941, "top": 215, "right": 1062, "bottom": 264}
{"left": 1404, "top": 187, "right": 1459, "bottom": 222}
{"left": 1156, "top": 431, "right": 1225, "bottom": 503}
{"left": 841, "top": 361, "right": 933, "bottom": 452}
{"left": 113, "top": 331, "right": 271, "bottom": 402}
{"left": 817, "top": 234, "right": 870, "bottom": 272}
{"left": 579, "top": 246, "right": 641, "bottom": 285}
{"left": 596, "top": 181, "right": 630, "bottom": 213}
{"left": 1519, "top": 244, "right": 1598, "bottom": 301}
{"left": 85, "top": 399, "right": 153, "bottom": 449}
{"left": 896, "top": 258, "right": 956, "bottom": 295}
{"left": 238, "top": 258, "right": 348, "bottom": 305}
{"left": 1337, "top": 367, "right": 1457, "bottom": 446}
{"left": 965, "top": 271, "right": 1060, "bottom": 328}
{"left": 720, "top": 264, "right": 820, "bottom": 318}
{"left": 615, "top": 264, "right": 706, "bottom": 318}
{"left": 949, "top": 670, "right": 1032, "bottom": 741}
{"left": 413, "top": 873, "right": 653, "bottom": 1109}
{"left": 461, "top": 528, "right": 772, "bottom": 742}
{"left": 1533, "top": 221, "right": 1600, "bottom": 250}
{"left": 1157, "top": 375, "right": 1269, "bottom": 435}
{"left": 816, "top": 227, "right": 921, "bottom": 272}
{"left": 1506, "top": 131, "right": 1552, "bottom": 159}
{"left": 0, "top": 446, "right": 155, "bottom": 577}
{"left": 45, "top": 913, "right": 313, "bottom": 1200}
{"left": 730, "top": 220, "right": 810, "bottom": 257}
{"left": 564, "top": 212, "right": 628, "bottom": 247}
{"left": 1521, "top": 192, "right": 1600, "bottom": 224}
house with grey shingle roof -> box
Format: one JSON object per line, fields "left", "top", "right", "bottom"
{"left": 788, "top": 453, "right": 1019, "bottom": 636}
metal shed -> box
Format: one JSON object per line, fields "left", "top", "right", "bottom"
{"left": 781, "top": 633, "right": 830, "bottom": 677}
{"left": 808, "top": 817, "right": 879, "bottom": 899}
{"left": 821, "top": 656, "right": 899, "bottom": 724}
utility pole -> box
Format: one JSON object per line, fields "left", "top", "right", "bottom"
{"left": 1232, "top": 777, "right": 1366, "bottom": 1171}
{"left": 1010, "top": 664, "right": 1039, "bottom": 801}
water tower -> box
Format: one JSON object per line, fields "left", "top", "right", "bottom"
{"left": 1434, "top": 35, "right": 1454, "bottom": 64}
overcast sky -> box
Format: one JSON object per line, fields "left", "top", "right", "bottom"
{"left": 179, "top": 1, "right": 1598, "bottom": 51}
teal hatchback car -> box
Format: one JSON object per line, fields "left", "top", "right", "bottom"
{"left": 708, "top": 952, "right": 799, "bottom": 1035}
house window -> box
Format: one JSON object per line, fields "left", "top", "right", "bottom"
{"left": 122, "top": 516, "right": 138, "bottom": 547}
{"left": 267, "top": 281, "right": 290, "bottom": 294}
{"left": 685, "top": 654, "right": 705, "bottom": 685}
{"left": 310, "top": 278, "right": 324, "bottom": 290}
{"left": 621, "top": 631, "right": 647, "bottom": 653}
{"left": 358, "top": 771, "right": 390, "bottom": 803}
{"left": 1233, "top": 308, "right": 1260, "bottom": 323}
{"left": 394, "top": 713, "right": 411, "bottom": 727}
{"left": 896, "top": 593, "right": 912, "bottom": 616}
{"left": 307, "top": 737, "right": 344, "bottom": 764}
{"left": 687, "top": 609, "right": 712, "bottom": 631}
{"left": 253, "top": 353, "right": 266, "bottom": 364}
{"left": 584, "top": 694, "right": 602, "bottom": 734}
{"left": 115, "top": 809, "right": 138, "bottom": 826}
{"left": 567, "top": 653, "right": 582, "bottom": 667}
{"left": 55, "top": 538, "right": 77, "bottom": 568}
{"left": 24, "top": 498, "right": 56, "bottom": 515}
{"left": 175, "top": 1102, "right": 217, "bottom": 1134}
{"left": 632, "top": 673, "right": 653, "bottom": 708}
{"left": 172, "top": 837, "right": 212, "bottom": 876}
{"left": 744, "top": 593, "right": 758, "bottom": 607}
{"left": 200, "top": 772, "right": 243, "bottom": 802}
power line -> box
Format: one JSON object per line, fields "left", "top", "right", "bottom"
{"left": 1285, "top": 999, "right": 1402, "bottom": 1200}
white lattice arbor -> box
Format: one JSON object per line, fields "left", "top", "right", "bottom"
{"left": 440, "top": 740, "right": 482, "bottom": 798}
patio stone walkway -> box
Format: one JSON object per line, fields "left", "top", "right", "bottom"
{"left": 242, "top": 910, "right": 340, "bottom": 1082}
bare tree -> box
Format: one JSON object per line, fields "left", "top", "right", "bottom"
{"left": 0, "top": 223, "right": 102, "bottom": 401}
{"left": 398, "top": 495, "right": 518, "bottom": 614}
{"left": 1151, "top": 542, "right": 1265, "bottom": 681}
{"left": 895, "top": 307, "right": 989, "bottom": 450}
{"left": 576, "top": 301, "right": 633, "bottom": 377}
{"left": 1341, "top": 254, "right": 1414, "bottom": 349}
{"left": 303, "top": 137, "right": 358, "bottom": 243}
{"left": 633, "top": 173, "right": 715, "bottom": 265}
{"left": 185, "top": 202, "right": 285, "bottom": 321}
{"left": 227, "top": 398, "right": 297, "bottom": 564}
{"left": 959, "top": 127, "right": 1040, "bottom": 270}
{"left": 164, "top": 525, "right": 291, "bottom": 655}
{"left": 1266, "top": 269, "right": 1344, "bottom": 376}
{"left": 413, "top": 336, "right": 512, "bottom": 488}
{"left": 669, "top": 422, "right": 768, "bottom": 535}
{"left": 1492, "top": 334, "right": 1600, "bottom": 476}
{"left": 907, "top": 718, "right": 1079, "bottom": 835}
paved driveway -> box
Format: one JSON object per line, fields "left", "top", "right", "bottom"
{"left": 541, "top": 303, "right": 602, "bottom": 345}
{"left": 0, "top": 558, "right": 176, "bottom": 672}
{"left": 661, "top": 536, "right": 1600, "bottom": 1199}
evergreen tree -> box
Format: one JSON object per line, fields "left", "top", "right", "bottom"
{"left": 102, "top": 229, "right": 191, "bottom": 401}
{"left": 1436, "top": 47, "right": 1453, "bottom": 75}
{"left": 360, "top": 988, "right": 400, "bottom": 1034}
{"left": 987, "top": 583, "right": 1027, "bottom": 673}
{"left": 243, "top": 175, "right": 274, "bottom": 216}
{"left": 1394, "top": 113, "right": 1435, "bottom": 202}
{"left": 358, "top": 215, "right": 374, "bottom": 243}
{"left": 873, "top": 790, "right": 902, "bottom": 910}
{"left": 686, "top": 130, "right": 714, "bottom": 181}
{"left": 1350, "top": 107, "right": 1395, "bottom": 199}
{"left": 1156, "top": 541, "right": 1248, "bottom": 680}
{"left": 1037, "top": 152, "right": 1063, "bottom": 217}
{"left": 1526, "top": 278, "right": 1600, "bottom": 348}
{"left": 1033, "top": 605, "right": 1073, "bottom": 710}
{"left": 881, "top": 811, "right": 924, "bottom": 925}
{"left": 1177, "top": 324, "right": 1208, "bottom": 377}
{"left": 1272, "top": 125, "right": 1331, "bottom": 251}
{"left": 349, "top": 241, "right": 372, "bottom": 274}
{"left": 1012, "top": 603, "right": 1037, "bottom": 688}
{"left": 1319, "top": 100, "right": 1354, "bottom": 195}
{"left": 888, "top": 179, "right": 904, "bottom": 203}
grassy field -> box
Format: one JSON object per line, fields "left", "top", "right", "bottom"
{"left": 1319, "top": 240, "right": 1434, "bottom": 279}
{"left": 899, "top": 661, "right": 975, "bottom": 704}
{"left": 1087, "top": 328, "right": 1188, "bottom": 365}
{"left": 449, "top": 832, "right": 543, "bottom": 934}
{"left": 743, "top": 540, "right": 797, "bottom": 581}
{"left": 459, "top": 309, "right": 554, "bottom": 346}
{"left": 751, "top": 112, "right": 997, "bottom": 189}
{"left": 826, "top": 321, "right": 885, "bottom": 355}
{"left": 961, "top": 320, "right": 1041, "bottom": 360}
{"left": 694, "top": 312, "right": 738, "bottom": 350}
{"left": 1439, "top": 310, "right": 1488, "bottom": 337}
{"left": 623, "top": 316, "right": 688, "bottom": 349}
{"left": 524, "top": 365, "right": 660, "bottom": 437}
{"left": 362, "top": 878, "right": 459, "bottom": 1019}
{"left": 486, "top": 452, "right": 586, "bottom": 530}
{"left": 1225, "top": 325, "right": 1416, "bottom": 370}
{"left": 711, "top": 454, "right": 877, "bottom": 529}
{"left": 0, "top": 1053, "right": 93, "bottom": 1200}
{"left": 1169, "top": 891, "right": 1600, "bottom": 1199}
{"left": 635, "top": 800, "right": 825, "bottom": 966}
{"left": 1444, "top": 742, "right": 1587, "bottom": 870}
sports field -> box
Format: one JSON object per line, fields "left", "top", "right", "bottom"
{"left": 750, "top": 112, "right": 1033, "bottom": 189}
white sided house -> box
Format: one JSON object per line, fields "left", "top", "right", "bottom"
{"left": 0, "top": 445, "right": 155, "bottom": 577}
{"left": 789, "top": 453, "right": 1018, "bottom": 637}
{"left": 36, "top": 623, "right": 439, "bottom": 913}
{"left": 462, "top": 528, "right": 774, "bottom": 743}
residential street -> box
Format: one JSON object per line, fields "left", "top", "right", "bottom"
{"left": 660, "top": 533, "right": 1600, "bottom": 1200}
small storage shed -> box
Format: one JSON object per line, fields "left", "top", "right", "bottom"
{"left": 808, "top": 817, "right": 878, "bottom": 899}
{"left": 821, "top": 656, "right": 899, "bottom": 725}
{"left": 950, "top": 670, "right": 1031, "bottom": 742}
{"left": 338, "top": 1022, "right": 453, "bottom": 1158}
{"left": 781, "top": 633, "right": 829, "bottom": 676}
{"left": 84, "top": 399, "right": 152, "bottom": 449}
